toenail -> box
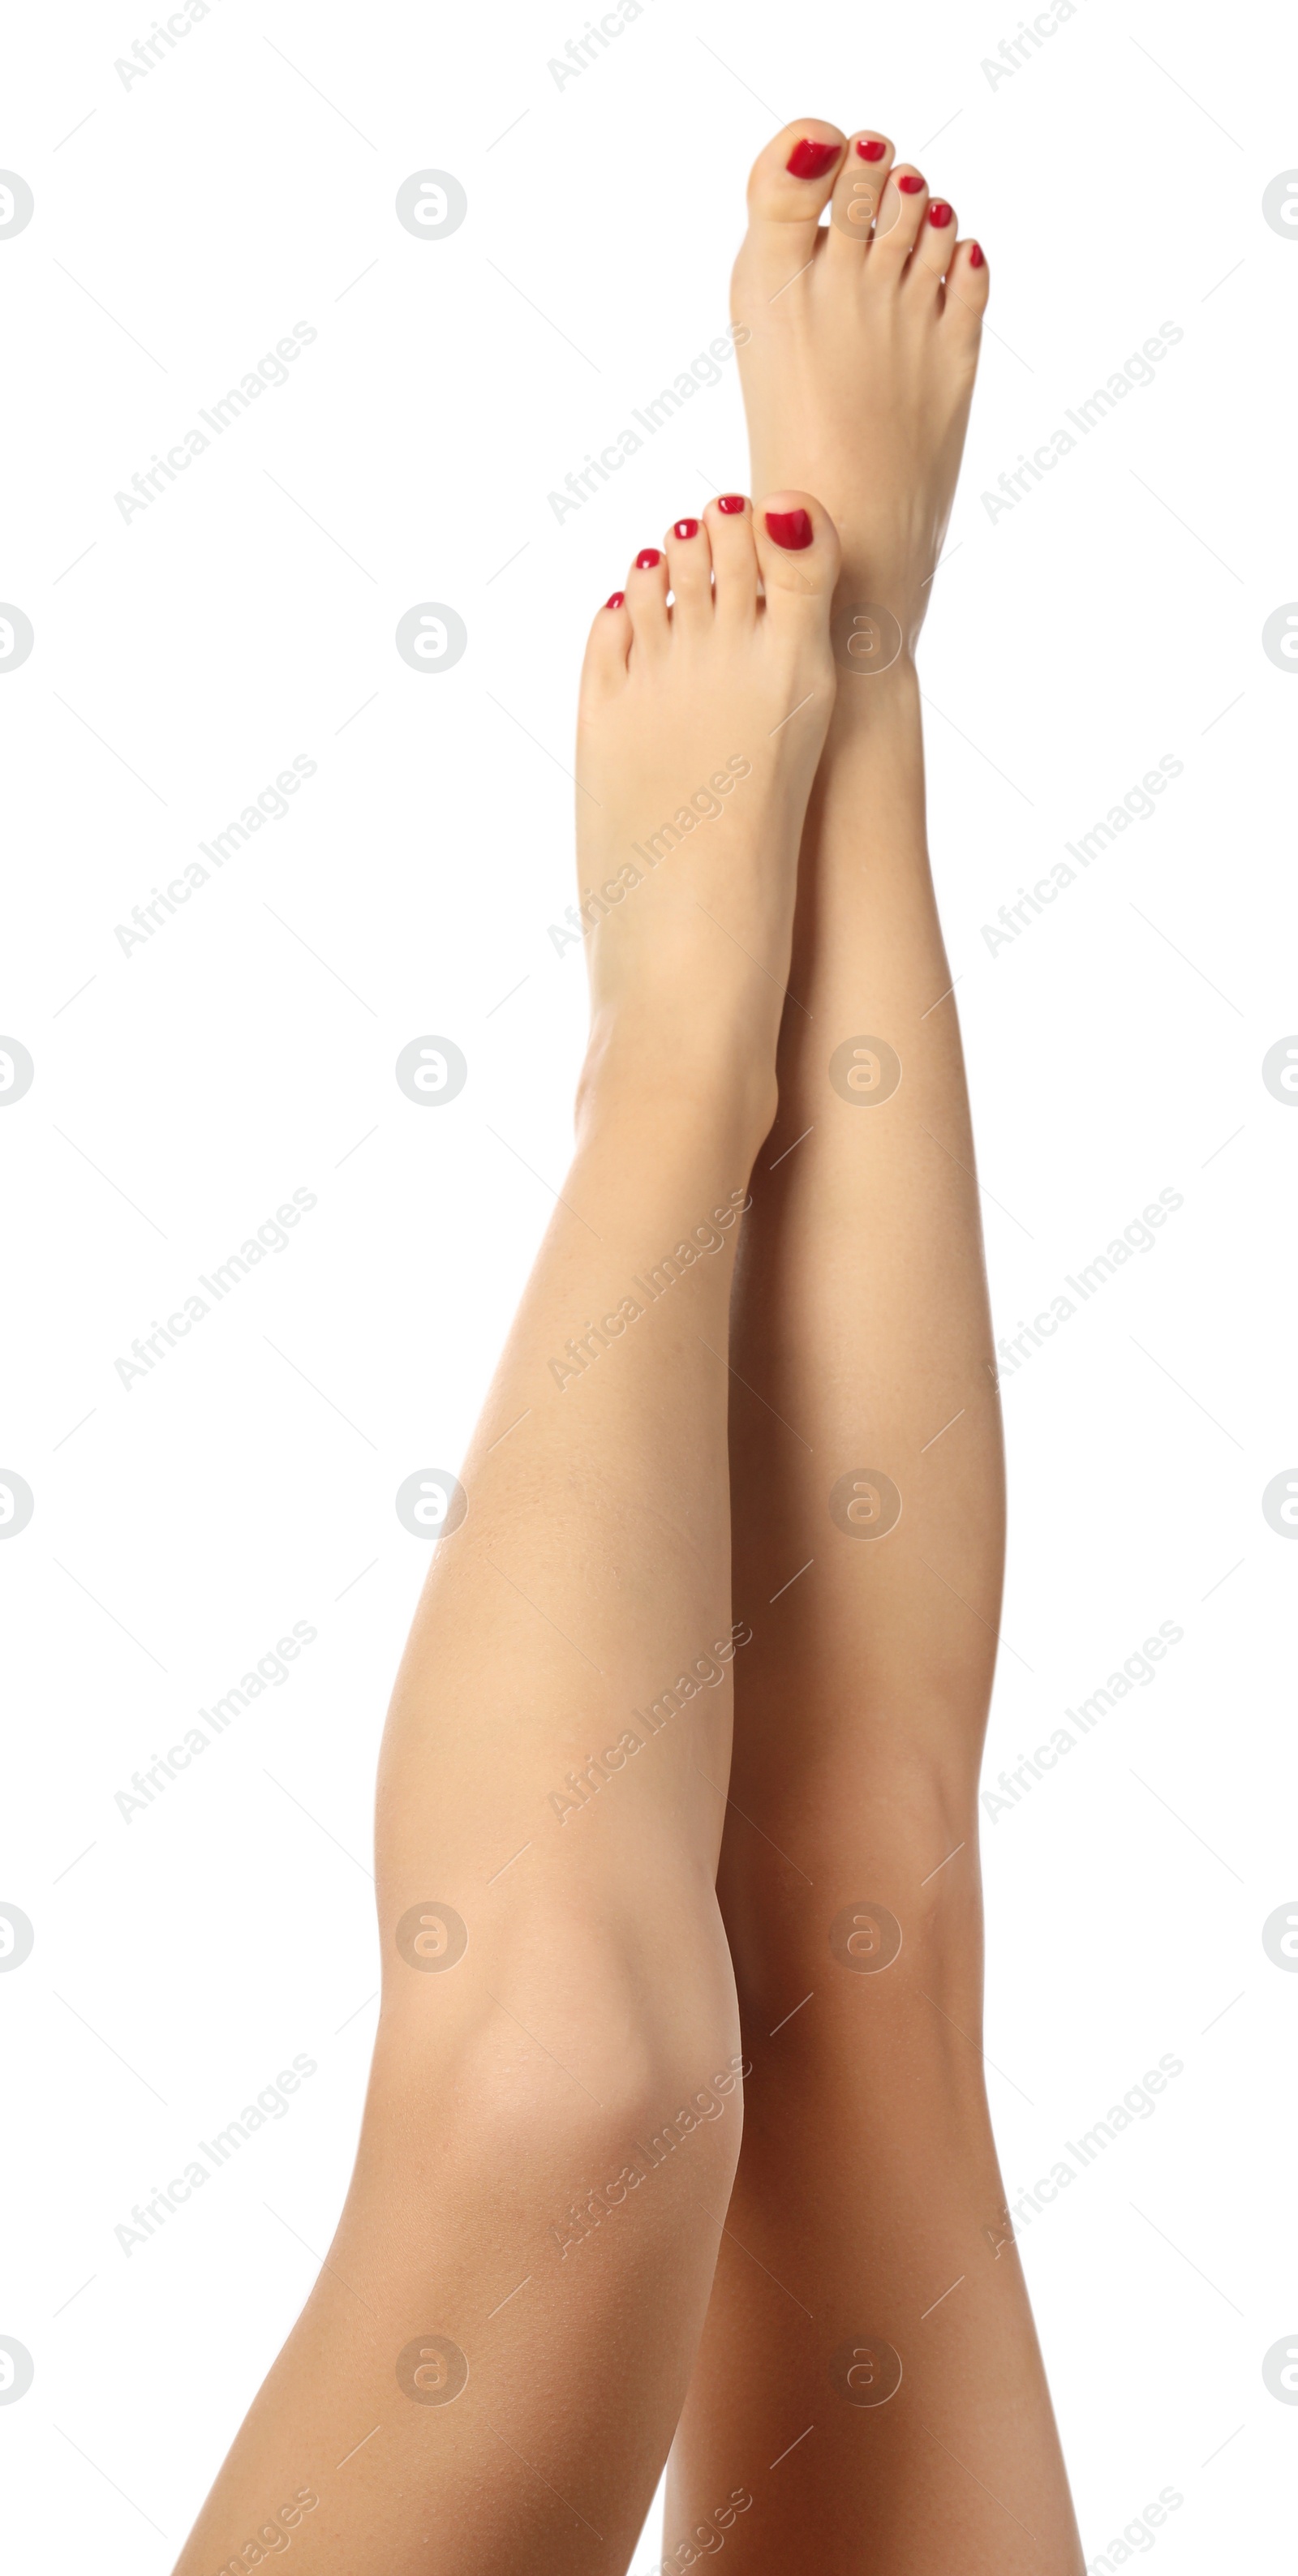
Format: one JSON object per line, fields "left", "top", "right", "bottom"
{"left": 927, "top": 200, "right": 953, "bottom": 227}
{"left": 764, "top": 507, "right": 814, "bottom": 552}
{"left": 785, "top": 138, "right": 840, "bottom": 180}
{"left": 635, "top": 549, "right": 662, "bottom": 570}
{"left": 716, "top": 495, "right": 746, "bottom": 514}
{"left": 896, "top": 173, "right": 925, "bottom": 194}
{"left": 673, "top": 518, "right": 700, "bottom": 541}
{"left": 605, "top": 591, "right": 625, "bottom": 609}
{"left": 857, "top": 138, "right": 887, "bottom": 161}
{"left": 969, "top": 241, "right": 986, "bottom": 268}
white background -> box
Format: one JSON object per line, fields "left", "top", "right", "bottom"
{"left": 1, "top": 1, "right": 1295, "bottom": 2569}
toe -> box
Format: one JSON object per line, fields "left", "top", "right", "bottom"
{"left": 942, "top": 236, "right": 990, "bottom": 341}
{"left": 623, "top": 543, "right": 670, "bottom": 658}
{"left": 869, "top": 161, "right": 929, "bottom": 266}
{"left": 703, "top": 492, "right": 760, "bottom": 627}
{"left": 754, "top": 490, "right": 840, "bottom": 600}
{"left": 664, "top": 513, "right": 712, "bottom": 632}
{"left": 748, "top": 118, "right": 847, "bottom": 217}
{"left": 737, "top": 118, "right": 846, "bottom": 292}
{"left": 826, "top": 130, "right": 896, "bottom": 254}
{"left": 906, "top": 193, "right": 958, "bottom": 294}
{"left": 580, "top": 590, "right": 630, "bottom": 702}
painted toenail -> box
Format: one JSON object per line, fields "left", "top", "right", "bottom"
{"left": 673, "top": 519, "right": 700, "bottom": 541}
{"left": 927, "top": 200, "right": 953, "bottom": 227}
{"left": 717, "top": 495, "right": 746, "bottom": 514}
{"left": 969, "top": 241, "right": 986, "bottom": 269}
{"left": 896, "top": 174, "right": 925, "bottom": 195}
{"left": 786, "top": 139, "right": 840, "bottom": 180}
{"left": 635, "top": 549, "right": 662, "bottom": 571}
{"left": 857, "top": 138, "right": 887, "bottom": 161}
{"left": 605, "top": 592, "right": 625, "bottom": 609}
{"left": 764, "top": 508, "right": 814, "bottom": 552}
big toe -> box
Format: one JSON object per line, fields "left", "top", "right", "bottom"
{"left": 754, "top": 491, "right": 840, "bottom": 600}
{"left": 739, "top": 119, "right": 846, "bottom": 286}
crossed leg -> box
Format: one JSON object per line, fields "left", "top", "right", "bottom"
{"left": 666, "top": 123, "right": 1084, "bottom": 2572}
{"left": 172, "top": 493, "right": 842, "bottom": 2576}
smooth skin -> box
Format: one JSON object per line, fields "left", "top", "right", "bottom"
{"left": 170, "top": 493, "right": 844, "bottom": 2575}
{"left": 664, "top": 122, "right": 1084, "bottom": 2574}
{"left": 171, "top": 114, "right": 1084, "bottom": 2576}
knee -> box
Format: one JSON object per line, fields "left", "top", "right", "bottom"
{"left": 368, "top": 1883, "right": 745, "bottom": 2201}
{"left": 544, "top": 2046, "right": 747, "bottom": 2260}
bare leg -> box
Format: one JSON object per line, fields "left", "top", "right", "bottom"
{"left": 668, "top": 124, "right": 1082, "bottom": 2572}
{"left": 171, "top": 492, "right": 840, "bottom": 2576}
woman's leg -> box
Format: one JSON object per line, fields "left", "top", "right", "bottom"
{"left": 667, "top": 127, "right": 1083, "bottom": 2570}
{"left": 171, "top": 492, "right": 840, "bottom": 2576}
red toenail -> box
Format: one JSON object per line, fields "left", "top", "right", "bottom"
{"left": 928, "top": 200, "right": 953, "bottom": 227}
{"left": 605, "top": 592, "right": 625, "bottom": 609}
{"left": 716, "top": 495, "right": 746, "bottom": 514}
{"left": 896, "top": 173, "right": 925, "bottom": 194}
{"left": 673, "top": 518, "right": 699, "bottom": 541}
{"left": 785, "top": 138, "right": 840, "bottom": 179}
{"left": 857, "top": 138, "right": 887, "bottom": 161}
{"left": 764, "top": 507, "right": 814, "bottom": 552}
{"left": 969, "top": 241, "right": 986, "bottom": 268}
{"left": 635, "top": 548, "right": 662, "bottom": 570}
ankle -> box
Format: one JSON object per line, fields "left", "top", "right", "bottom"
{"left": 576, "top": 1006, "right": 777, "bottom": 1170}
{"left": 827, "top": 644, "right": 922, "bottom": 741}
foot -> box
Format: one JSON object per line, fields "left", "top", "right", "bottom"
{"left": 574, "top": 492, "right": 839, "bottom": 1150}
{"left": 732, "top": 120, "right": 988, "bottom": 653}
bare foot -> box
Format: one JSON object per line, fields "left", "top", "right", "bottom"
{"left": 732, "top": 120, "right": 988, "bottom": 650}
{"left": 574, "top": 490, "right": 839, "bottom": 1145}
